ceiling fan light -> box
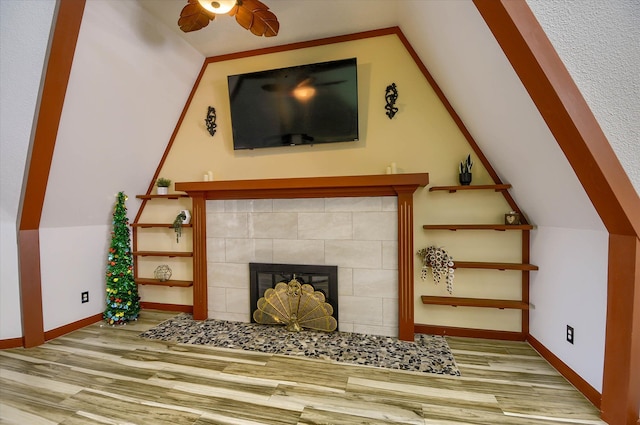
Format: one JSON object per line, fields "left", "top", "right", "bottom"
{"left": 197, "top": 0, "right": 236, "bottom": 15}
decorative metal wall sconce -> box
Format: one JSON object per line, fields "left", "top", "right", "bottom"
{"left": 205, "top": 106, "right": 217, "bottom": 136}
{"left": 385, "top": 83, "right": 398, "bottom": 119}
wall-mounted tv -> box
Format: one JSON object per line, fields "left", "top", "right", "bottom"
{"left": 227, "top": 58, "right": 359, "bottom": 150}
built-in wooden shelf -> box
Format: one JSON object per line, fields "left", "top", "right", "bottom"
{"left": 135, "top": 278, "right": 193, "bottom": 287}
{"left": 453, "top": 261, "right": 538, "bottom": 271}
{"left": 132, "top": 251, "right": 193, "bottom": 257}
{"left": 421, "top": 296, "right": 529, "bottom": 310}
{"left": 422, "top": 224, "right": 534, "bottom": 231}
{"left": 136, "top": 194, "right": 188, "bottom": 200}
{"left": 175, "top": 173, "right": 430, "bottom": 200}
{"left": 429, "top": 184, "right": 512, "bottom": 193}
{"left": 131, "top": 223, "right": 193, "bottom": 228}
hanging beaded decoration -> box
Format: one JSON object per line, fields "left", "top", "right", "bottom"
{"left": 417, "top": 246, "right": 455, "bottom": 294}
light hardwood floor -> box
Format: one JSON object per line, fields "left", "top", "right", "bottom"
{"left": 0, "top": 310, "right": 605, "bottom": 424}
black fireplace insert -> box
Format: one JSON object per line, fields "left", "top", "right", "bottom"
{"left": 249, "top": 262, "right": 338, "bottom": 323}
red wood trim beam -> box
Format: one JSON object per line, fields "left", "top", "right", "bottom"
{"left": 603, "top": 234, "right": 640, "bottom": 425}
{"left": 474, "top": 2, "right": 640, "bottom": 422}
{"left": 473, "top": 0, "right": 640, "bottom": 237}
{"left": 18, "top": 0, "right": 86, "bottom": 348}
{"left": 394, "top": 30, "right": 526, "bottom": 222}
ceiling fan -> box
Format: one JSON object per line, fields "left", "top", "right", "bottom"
{"left": 178, "top": 0, "right": 279, "bottom": 37}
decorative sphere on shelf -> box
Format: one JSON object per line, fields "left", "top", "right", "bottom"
{"left": 154, "top": 265, "right": 172, "bottom": 282}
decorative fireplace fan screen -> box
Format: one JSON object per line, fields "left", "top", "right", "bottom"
{"left": 253, "top": 277, "right": 337, "bottom": 332}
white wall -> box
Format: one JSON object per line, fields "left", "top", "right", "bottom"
{"left": 0, "top": 0, "right": 56, "bottom": 339}
{"left": 530, "top": 227, "right": 609, "bottom": 391}
{"left": 528, "top": 0, "right": 640, "bottom": 195}
{"left": 40, "top": 225, "right": 111, "bottom": 331}
{"left": 17, "top": 0, "right": 204, "bottom": 332}
{"left": 527, "top": 0, "right": 639, "bottom": 393}
{"left": 0, "top": 0, "right": 202, "bottom": 338}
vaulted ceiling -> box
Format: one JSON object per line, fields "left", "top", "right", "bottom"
{"left": 136, "top": 0, "right": 605, "bottom": 233}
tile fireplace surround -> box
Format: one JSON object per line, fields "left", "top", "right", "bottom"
{"left": 176, "top": 173, "right": 429, "bottom": 341}
{"left": 207, "top": 197, "right": 398, "bottom": 336}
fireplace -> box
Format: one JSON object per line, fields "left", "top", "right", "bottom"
{"left": 249, "top": 263, "right": 338, "bottom": 323}
{"left": 176, "top": 173, "right": 429, "bottom": 340}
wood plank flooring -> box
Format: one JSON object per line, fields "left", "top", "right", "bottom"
{"left": 0, "top": 310, "right": 605, "bottom": 424}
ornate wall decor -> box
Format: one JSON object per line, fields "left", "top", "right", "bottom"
{"left": 253, "top": 277, "right": 337, "bottom": 332}
{"left": 205, "top": 106, "right": 217, "bottom": 136}
{"left": 385, "top": 83, "right": 399, "bottom": 119}
{"left": 417, "top": 246, "right": 455, "bottom": 294}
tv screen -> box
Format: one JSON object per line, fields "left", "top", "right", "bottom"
{"left": 227, "top": 58, "right": 359, "bottom": 150}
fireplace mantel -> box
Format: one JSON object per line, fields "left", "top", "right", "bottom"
{"left": 175, "top": 173, "right": 430, "bottom": 200}
{"left": 176, "top": 173, "right": 429, "bottom": 341}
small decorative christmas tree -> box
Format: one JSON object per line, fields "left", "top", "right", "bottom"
{"left": 104, "top": 192, "right": 140, "bottom": 325}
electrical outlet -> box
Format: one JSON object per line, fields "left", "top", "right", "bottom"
{"left": 566, "top": 325, "right": 574, "bottom": 344}
{"left": 81, "top": 291, "right": 89, "bottom": 303}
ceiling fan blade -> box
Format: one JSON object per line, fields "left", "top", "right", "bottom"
{"left": 231, "top": 0, "right": 279, "bottom": 37}
{"left": 178, "top": 0, "right": 216, "bottom": 33}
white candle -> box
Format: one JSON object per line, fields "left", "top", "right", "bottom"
{"left": 207, "top": 170, "right": 213, "bottom": 181}
{"left": 390, "top": 162, "right": 397, "bottom": 174}
{"left": 386, "top": 166, "right": 392, "bottom": 174}
{"left": 203, "top": 174, "right": 209, "bottom": 181}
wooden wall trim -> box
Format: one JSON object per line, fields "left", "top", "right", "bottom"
{"left": 393, "top": 30, "right": 526, "bottom": 223}
{"left": 17, "top": 0, "right": 86, "bottom": 348}
{"left": 414, "top": 324, "right": 525, "bottom": 341}
{"left": 204, "top": 27, "right": 400, "bottom": 64}
{"left": 141, "top": 302, "right": 193, "bottom": 313}
{"left": 0, "top": 337, "right": 24, "bottom": 350}
{"left": 528, "top": 335, "right": 601, "bottom": 409}
{"left": 603, "top": 234, "right": 640, "bottom": 425}
{"left": 44, "top": 313, "right": 102, "bottom": 341}
{"left": 474, "top": 1, "right": 640, "bottom": 423}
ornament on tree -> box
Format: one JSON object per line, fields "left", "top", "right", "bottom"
{"left": 104, "top": 192, "right": 140, "bottom": 325}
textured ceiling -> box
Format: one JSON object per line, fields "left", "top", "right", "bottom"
{"left": 138, "top": 0, "right": 400, "bottom": 57}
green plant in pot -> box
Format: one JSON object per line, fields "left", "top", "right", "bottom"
{"left": 172, "top": 211, "right": 187, "bottom": 243}
{"left": 458, "top": 155, "right": 473, "bottom": 186}
{"left": 156, "top": 177, "right": 171, "bottom": 195}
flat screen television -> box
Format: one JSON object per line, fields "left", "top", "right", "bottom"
{"left": 227, "top": 58, "right": 359, "bottom": 150}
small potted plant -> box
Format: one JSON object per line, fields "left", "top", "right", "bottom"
{"left": 172, "top": 211, "right": 187, "bottom": 243}
{"left": 156, "top": 177, "right": 171, "bottom": 195}
{"left": 458, "top": 154, "right": 473, "bottom": 186}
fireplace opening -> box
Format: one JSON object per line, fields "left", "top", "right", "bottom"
{"left": 249, "top": 263, "right": 338, "bottom": 323}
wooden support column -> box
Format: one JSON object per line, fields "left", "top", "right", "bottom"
{"left": 17, "top": 0, "right": 86, "bottom": 347}
{"left": 396, "top": 188, "right": 416, "bottom": 341}
{"left": 602, "top": 234, "right": 640, "bottom": 425}
{"left": 191, "top": 193, "right": 208, "bottom": 320}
